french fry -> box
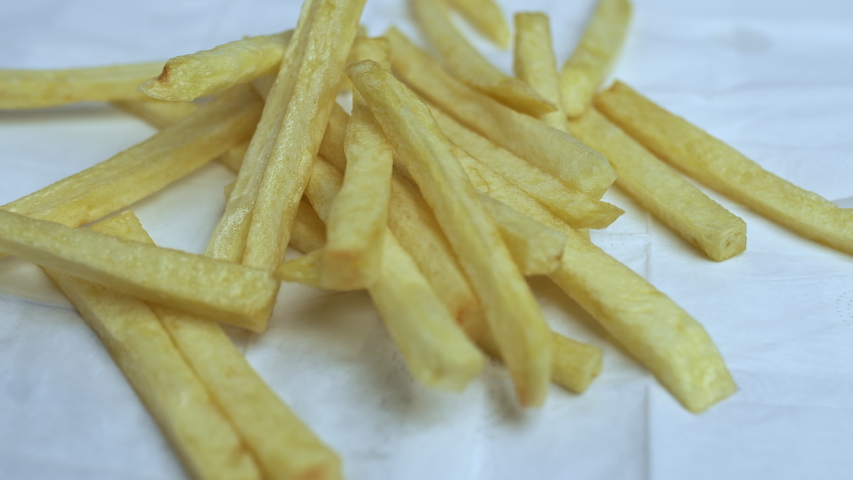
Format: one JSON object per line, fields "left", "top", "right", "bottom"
{"left": 559, "top": 0, "right": 632, "bottom": 118}
{"left": 0, "top": 85, "right": 263, "bottom": 263}
{"left": 458, "top": 148, "right": 738, "bottom": 411}
{"left": 91, "top": 213, "right": 341, "bottom": 480}
{"left": 385, "top": 28, "right": 615, "bottom": 199}
{"left": 42, "top": 217, "right": 260, "bottom": 480}
{"left": 513, "top": 12, "right": 571, "bottom": 132}
{"left": 411, "top": 0, "right": 555, "bottom": 116}
{"left": 139, "top": 31, "right": 293, "bottom": 101}
{"left": 478, "top": 193, "right": 565, "bottom": 276}
{"left": 0, "top": 62, "right": 161, "bottom": 109}
{"left": 595, "top": 81, "right": 853, "bottom": 257}
{"left": 430, "top": 105, "right": 623, "bottom": 229}
{"left": 568, "top": 108, "right": 747, "bottom": 261}
{"left": 299, "top": 157, "right": 485, "bottom": 391}
{"left": 242, "top": 0, "right": 366, "bottom": 270}
{"left": 0, "top": 209, "right": 279, "bottom": 332}
{"left": 348, "top": 60, "right": 552, "bottom": 406}
{"left": 321, "top": 37, "right": 394, "bottom": 289}
{"left": 301, "top": 156, "right": 602, "bottom": 393}
{"left": 446, "top": 0, "right": 511, "bottom": 48}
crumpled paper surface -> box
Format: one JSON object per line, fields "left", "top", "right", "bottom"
{"left": 2, "top": 0, "right": 853, "bottom": 479}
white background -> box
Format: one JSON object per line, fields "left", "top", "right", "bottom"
{"left": 2, "top": 0, "right": 853, "bottom": 479}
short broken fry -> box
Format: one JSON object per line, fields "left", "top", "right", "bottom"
{"left": 559, "top": 0, "right": 632, "bottom": 118}
{"left": 348, "top": 60, "right": 552, "bottom": 407}
{"left": 595, "top": 81, "right": 853, "bottom": 257}
{"left": 412, "top": 0, "right": 555, "bottom": 116}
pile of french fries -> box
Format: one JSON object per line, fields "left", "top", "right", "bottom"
{"left": 3, "top": 0, "right": 851, "bottom": 478}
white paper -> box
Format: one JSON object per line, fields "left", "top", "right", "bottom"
{"left": 2, "top": 1, "right": 853, "bottom": 479}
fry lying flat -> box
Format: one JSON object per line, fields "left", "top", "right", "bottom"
{"left": 0, "top": 209, "right": 279, "bottom": 332}
{"left": 0, "top": 62, "right": 162, "bottom": 109}
{"left": 595, "top": 81, "right": 853, "bottom": 257}
{"left": 347, "top": 59, "right": 553, "bottom": 407}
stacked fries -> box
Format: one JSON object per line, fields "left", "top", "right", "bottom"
{"left": 3, "top": 0, "right": 849, "bottom": 477}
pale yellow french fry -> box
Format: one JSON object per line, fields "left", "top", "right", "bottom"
{"left": 0, "top": 62, "right": 161, "bottom": 109}
{"left": 300, "top": 157, "right": 486, "bottom": 391}
{"left": 569, "top": 108, "right": 747, "bottom": 261}
{"left": 386, "top": 28, "right": 615, "bottom": 199}
{"left": 139, "top": 31, "right": 293, "bottom": 101}
{"left": 43, "top": 217, "right": 260, "bottom": 480}
{"left": 348, "top": 60, "right": 552, "bottom": 406}
{"left": 305, "top": 166, "right": 603, "bottom": 394}
{"left": 412, "top": 0, "right": 555, "bottom": 116}
{"left": 0, "top": 209, "right": 279, "bottom": 332}
{"left": 513, "top": 12, "right": 571, "bottom": 131}
{"left": 595, "top": 81, "right": 853, "bottom": 257}
{"left": 321, "top": 37, "right": 394, "bottom": 290}
{"left": 0, "top": 86, "right": 262, "bottom": 263}
{"left": 446, "top": 0, "right": 511, "bottom": 48}
{"left": 91, "top": 214, "right": 340, "bottom": 480}
{"left": 479, "top": 193, "right": 565, "bottom": 276}
{"left": 430, "top": 105, "right": 623, "bottom": 229}
{"left": 559, "top": 0, "right": 632, "bottom": 118}
{"left": 461, "top": 149, "right": 737, "bottom": 411}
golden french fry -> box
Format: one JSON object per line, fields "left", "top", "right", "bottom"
{"left": 111, "top": 98, "right": 198, "bottom": 129}
{"left": 139, "top": 31, "right": 293, "bottom": 101}
{"left": 0, "top": 85, "right": 262, "bottom": 263}
{"left": 596, "top": 81, "right": 853, "bottom": 256}
{"left": 321, "top": 37, "right": 394, "bottom": 290}
{"left": 291, "top": 199, "right": 328, "bottom": 254}
{"left": 559, "top": 0, "right": 632, "bottom": 118}
{"left": 430, "top": 105, "right": 623, "bottom": 229}
{"left": 43, "top": 217, "right": 260, "bottom": 480}
{"left": 459, "top": 146, "right": 738, "bottom": 411}
{"left": 92, "top": 213, "right": 340, "bottom": 480}
{"left": 446, "top": 0, "right": 511, "bottom": 48}
{"left": 0, "top": 209, "right": 280, "bottom": 332}
{"left": 0, "top": 62, "right": 161, "bottom": 109}
{"left": 569, "top": 108, "right": 747, "bottom": 261}
{"left": 348, "top": 60, "right": 552, "bottom": 407}
{"left": 301, "top": 157, "right": 486, "bottom": 391}
{"left": 412, "top": 0, "right": 555, "bottom": 116}
{"left": 385, "top": 28, "right": 615, "bottom": 199}
{"left": 513, "top": 12, "right": 571, "bottom": 131}
{"left": 478, "top": 193, "right": 565, "bottom": 276}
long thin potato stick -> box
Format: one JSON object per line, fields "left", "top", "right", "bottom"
{"left": 386, "top": 28, "right": 615, "bottom": 198}
{"left": 43, "top": 217, "right": 260, "bottom": 480}
{"left": 243, "top": 0, "right": 367, "bottom": 270}
{"left": 321, "top": 37, "right": 394, "bottom": 289}
{"left": 0, "top": 86, "right": 262, "bottom": 264}
{"left": 412, "top": 0, "right": 555, "bottom": 116}
{"left": 569, "top": 108, "right": 747, "bottom": 261}
{"left": 301, "top": 157, "right": 485, "bottom": 390}
{"left": 92, "top": 215, "right": 340, "bottom": 480}
{"left": 595, "top": 81, "right": 853, "bottom": 256}
{"left": 348, "top": 60, "right": 552, "bottom": 407}
{"left": 478, "top": 194, "right": 565, "bottom": 276}
{"left": 207, "top": 0, "right": 321, "bottom": 264}
{"left": 559, "top": 0, "right": 632, "bottom": 118}
{"left": 513, "top": 12, "right": 571, "bottom": 132}
{"left": 0, "top": 62, "right": 161, "bottom": 109}
{"left": 430, "top": 105, "right": 623, "bottom": 229}
{"left": 446, "top": 0, "right": 511, "bottom": 48}
{"left": 139, "top": 31, "right": 293, "bottom": 101}
{"left": 0, "top": 209, "right": 280, "bottom": 332}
